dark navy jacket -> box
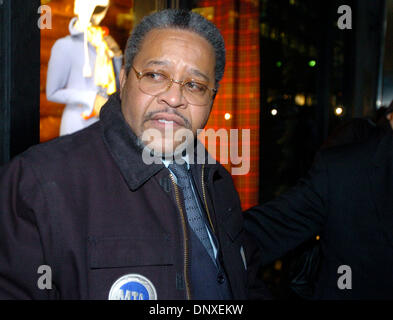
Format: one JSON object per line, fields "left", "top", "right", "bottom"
{"left": 0, "top": 93, "right": 269, "bottom": 300}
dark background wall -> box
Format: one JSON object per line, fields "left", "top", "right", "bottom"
{"left": 0, "top": 0, "right": 41, "bottom": 165}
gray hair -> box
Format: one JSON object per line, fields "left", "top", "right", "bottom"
{"left": 124, "top": 9, "right": 226, "bottom": 88}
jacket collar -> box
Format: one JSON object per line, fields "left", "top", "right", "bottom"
{"left": 99, "top": 93, "right": 165, "bottom": 191}
{"left": 99, "top": 93, "right": 217, "bottom": 190}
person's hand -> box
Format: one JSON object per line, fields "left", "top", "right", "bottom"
{"left": 82, "top": 94, "right": 108, "bottom": 120}
{"left": 104, "top": 35, "right": 122, "bottom": 57}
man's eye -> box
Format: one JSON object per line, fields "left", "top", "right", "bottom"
{"left": 144, "top": 72, "right": 166, "bottom": 81}
{"left": 185, "top": 82, "right": 207, "bottom": 93}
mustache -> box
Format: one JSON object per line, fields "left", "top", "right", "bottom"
{"left": 143, "top": 109, "right": 192, "bottom": 129}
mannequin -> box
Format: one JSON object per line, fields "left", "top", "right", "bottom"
{"left": 46, "top": 0, "right": 122, "bottom": 136}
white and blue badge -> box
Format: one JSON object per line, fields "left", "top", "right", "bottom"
{"left": 108, "top": 274, "right": 157, "bottom": 300}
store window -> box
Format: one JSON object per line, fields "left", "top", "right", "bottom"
{"left": 40, "top": 0, "right": 135, "bottom": 142}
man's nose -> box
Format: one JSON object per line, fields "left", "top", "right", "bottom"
{"left": 157, "top": 82, "right": 186, "bottom": 108}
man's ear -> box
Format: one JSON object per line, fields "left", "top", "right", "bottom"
{"left": 119, "top": 68, "right": 127, "bottom": 97}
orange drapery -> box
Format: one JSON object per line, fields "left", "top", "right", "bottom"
{"left": 197, "top": 0, "right": 260, "bottom": 210}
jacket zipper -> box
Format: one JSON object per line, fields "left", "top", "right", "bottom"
{"left": 169, "top": 173, "right": 191, "bottom": 300}
{"left": 201, "top": 164, "right": 216, "bottom": 234}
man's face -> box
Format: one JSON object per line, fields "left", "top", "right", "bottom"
{"left": 119, "top": 28, "right": 216, "bottom": 156}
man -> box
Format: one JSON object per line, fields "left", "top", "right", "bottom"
{"left": 244, "top": 129, "right": 393, "bottom": 299}
{"left": 0, "top": 9, "right": 267, "bottom": 300}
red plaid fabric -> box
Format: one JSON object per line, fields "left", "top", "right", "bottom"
{"left": 196, "top": 0, "right": 260, "bottom": 210}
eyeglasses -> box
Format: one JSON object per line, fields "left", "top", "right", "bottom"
{"left": 132, "top": 66, "right": 217, "bottom": 106}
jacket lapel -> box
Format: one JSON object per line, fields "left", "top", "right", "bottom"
{"left": 203, "top": 164, "right": 243, "bottom": 242}
{"left": 368, "top": 132, "right": 393, "bottom": 247}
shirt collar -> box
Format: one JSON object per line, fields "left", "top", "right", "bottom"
{"left": 161, "top": 154, "right": 190, "bottom": 170}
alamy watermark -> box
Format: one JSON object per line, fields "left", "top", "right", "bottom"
{"left": 337, "top": 5, "right": 352, "bottom": 30}
{"left": 140, "top": 127, "right": 251, "bottom": 176}
{"left": 337, "top": 264, "right": 352, "bottom": 290}
{"left": 37, "top": 4, "right": 353, "bottom": 30}
{"left": 37, "top": 5, "right": 52, "bottom": 30}
{"left": 36, "top": 263, "right": 353, "bottom": 291}
{"left": 37, "top": 265, "right": 52, "bottom": 290}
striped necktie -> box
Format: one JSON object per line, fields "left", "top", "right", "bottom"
{"left": 169, "top": 163, "right": 215, "bottom": 262}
